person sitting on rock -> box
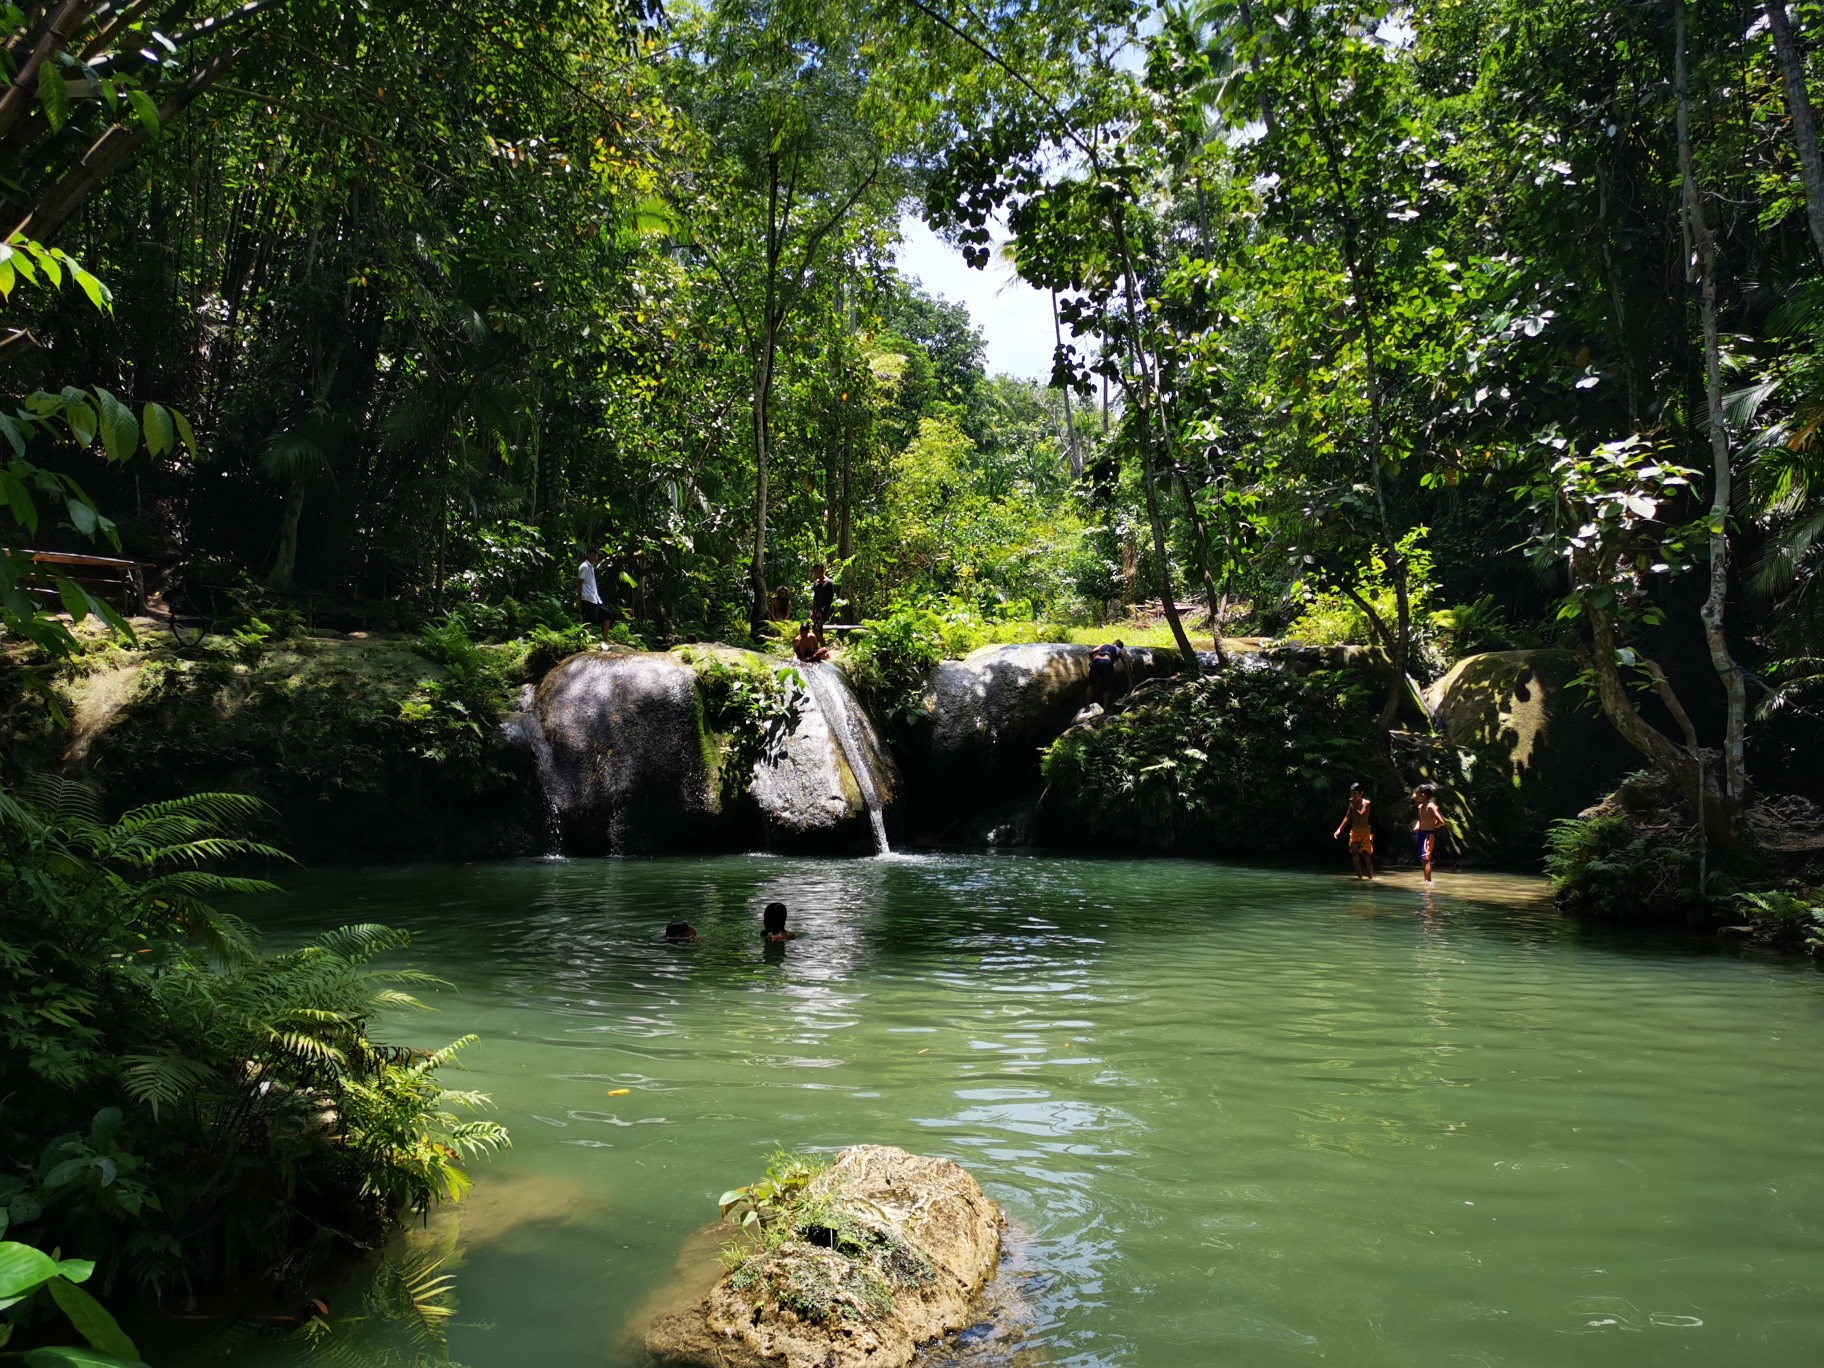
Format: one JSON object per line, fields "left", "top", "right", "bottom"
{"left": 1086, "top": 638, "right": 1128, "bottom": 709}
{"left": 663, "top": 921, "right": 699, "bottom": 943}
{"left": 762, "top": 901, "right": 797, "bottom": 942}
{"left": 792, "top": 621, "right": 830, "bottom": 662}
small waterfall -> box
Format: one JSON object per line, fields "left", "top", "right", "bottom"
{"left": 503, "top": 701, "right": 563, "bottom": 854}
{"left": 803, "top": 662, "right": 891, "bottom": 855}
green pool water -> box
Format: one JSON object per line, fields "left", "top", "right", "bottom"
{"left": 211, "top": 854, "right": 1823, "bottom": 1367}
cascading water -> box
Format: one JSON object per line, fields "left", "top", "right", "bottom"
{"left": 502, "top": 696, "right": 564, "bottom": 854}
{"left": 802, "top": 662, "right": 891, "bottom": 855}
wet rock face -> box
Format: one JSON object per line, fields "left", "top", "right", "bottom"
{"left": 523, "top": 648, "right": 897, "bottom": 855}
{"left": 645, "top": 1145, "right": 1003, "bottom": 1368}
{"left": 529, "top": 651, "right": 715, "bottom": 855}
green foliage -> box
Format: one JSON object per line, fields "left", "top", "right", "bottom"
{"left": 1542, "top": 806, "right": 1713, "bottom": 922}
{"left": 843, "top": 604, "right": 944, "bottom": 737}
{"left": 0, "top": 1230, "right": 146, "bottom": 1367}
{"left": 0, "top": 777, "right": 506, "bottom": 1298}
{"left": 1039, "top": 668, "right": 1394, "bottom": 855}
{"left": 1729, "top": 887, "right": 1824, "bottom": 956}
{"left": 683, "top": 652, "right": 802, "bottom": 800}
{"left": 88, "top": 637, "right": 518, "bottom": 853}
{"left": 717, "top": 1151, "right": 825, "bottom": 1234}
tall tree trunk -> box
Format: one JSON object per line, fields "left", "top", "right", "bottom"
{"left": 1676, "top": 0, "right": 1749, "bottom": 813}
{"left": 1112, "top": 209, "right": 1199, "bottom": 672}
{"left": 270, "top": 482, "right": 305, "bottom": 591}
{"left": 749, "top": 337, "right": 773, "bottom": 639}
{"left": 1764, "top": 0, "right": 1824, "bottom": 270}
{"left": 1051, "top": 290, "right": 1083, "bottom": 477}
{"left": 1173, "top": 465, "right": 1231, "bottom": 667}
{"left": 1308, "top": 96, "right": 1411, "bottom": 727}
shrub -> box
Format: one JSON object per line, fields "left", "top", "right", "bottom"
{"left": 0, "top": 778, "right": 506, "bottom": 1299}
{"left": 1038, "top": 667, "right": 1395, "bottom": 855}
{"left": 1542, "top": 784, "right": 1720, "bottom": 921}
{"left": 844, "top": 604, "right": 945, "bottom": 737}
{"left": 682, "top": 651, "right": 802, "bottom": 800}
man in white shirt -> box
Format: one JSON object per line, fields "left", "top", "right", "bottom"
{"left": 577, "top": 547, "right": 611, "bottom": 642}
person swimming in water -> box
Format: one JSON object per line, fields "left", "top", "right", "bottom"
{"left": 663, "top": 921, "right": 699, "bottom": 943}
{"left": 762, "top": 901, "right": 797, "bottom": 942}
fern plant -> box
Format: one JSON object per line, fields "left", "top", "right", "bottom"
{"left": 0, "top": 776, "right": 508, "bottom": 1298}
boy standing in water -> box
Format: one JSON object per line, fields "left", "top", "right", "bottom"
{"left": 1411, "top": 783, "right": 1448, "bottom": 884}
{"left": 1333, "top": 781, "right": 1375, "bottom": 880}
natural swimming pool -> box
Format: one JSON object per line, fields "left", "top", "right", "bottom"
{"left": 202, "top": 853, "right": 1824, "bottom": 1367}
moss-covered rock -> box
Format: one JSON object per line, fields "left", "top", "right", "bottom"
{"left": 1034, "top": 666, "right": 1399, "bottom": 857}
{"left": 645, "top": 1145, "right": 1002, "bottom": 1368}
{"left": 63, "top": 634, "right": 524, "bottom": 860}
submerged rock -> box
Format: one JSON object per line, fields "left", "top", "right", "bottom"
{"left": 645, "top": 1145, "right": 1003, "bottom": 1368}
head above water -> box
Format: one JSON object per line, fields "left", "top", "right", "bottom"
{"left": 763, "top": 901, "right": 788, "bottom": 934}
{"left": 664, "top": 921, "right": 697, "bottom": 942}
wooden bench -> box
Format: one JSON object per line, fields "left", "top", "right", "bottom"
{"left": 5, "top": 549, "right": 152, "bottom": 615}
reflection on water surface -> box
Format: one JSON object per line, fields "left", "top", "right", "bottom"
{"left": 211, "top": 853, "right": 1823, "bottom": 1368}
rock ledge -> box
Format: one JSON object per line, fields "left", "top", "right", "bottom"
{"left": 645, "top": 1145, "right": 1003, "bottom": 1368}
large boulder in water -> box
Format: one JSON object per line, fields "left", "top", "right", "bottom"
{"left": 1424, "top": 648, "right": 1639, "bottom": 851}
{"left": 529, "top": 651, "right": 716, "bottom": 854}
{"left": 644, "top": 1145, "right": 1003, "bottom": 1368}
{"left": 912, "top": 644, "right": 1182, "bottom": 815}
{"left": 686, "top": 647, "right": 897, "bottom": 852}
{"left": 523, "top": 647, "right": 897, "bottom": 855}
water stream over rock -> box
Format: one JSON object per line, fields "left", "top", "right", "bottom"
{"left": 802, "top": 662, "right": 891, "bottom": 855}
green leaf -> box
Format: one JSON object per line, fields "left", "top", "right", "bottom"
{"left": 46, "top": 1276, "right": 140, "bottom": 1360}
{"left": 70, "top": 264, "right": 110, "bottom": 313}
{"left": 57, "top": 577, "right": 95, "bottom": 624}
{"left": 60, "top": 389, "right": 97, "bottom": 446}
{"left": 93, "top": 387, "right": 138, "bottom": 462}
{"left": 66, "top": 497, "right": 96, "bottom": 536}
{"left": 0, "top": 411, "right": 25, "bottom": 456}
{"left": 125, "top": 89, "right": 161, "bottom": 141}
{"left": 23, "top": 1347, "right": 148, "bottom": 1368}
{"left": 37, "top": 63, "right": 70, "bottom": 133}
{"left": 0, "top": 1241, "right": 60, "bottom": 1304}
{"left": 140, "top": 402, "right": 174, "bottom": 458}
{"left": 172, "top": 409, "right": 197, "bottom": 459}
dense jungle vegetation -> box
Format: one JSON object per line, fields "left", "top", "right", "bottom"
{"left": 7, "top": 0, "right": 1824, "bottom": 1347}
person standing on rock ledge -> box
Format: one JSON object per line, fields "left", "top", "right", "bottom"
{"left": 810, "top": 563, "right": 836, "bottom": 630}
{"left": 575, "top": 546, "right": 611, "bottom": 644}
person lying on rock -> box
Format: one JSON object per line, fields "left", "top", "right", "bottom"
{"left": 792, "top": 621, "right": 830, "bottom": 662}
{"left": 663, "top": 921, "right": 699, "bottom": 943}
{"left": 762, "top": 902, "right": 797, "bottom": 942}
